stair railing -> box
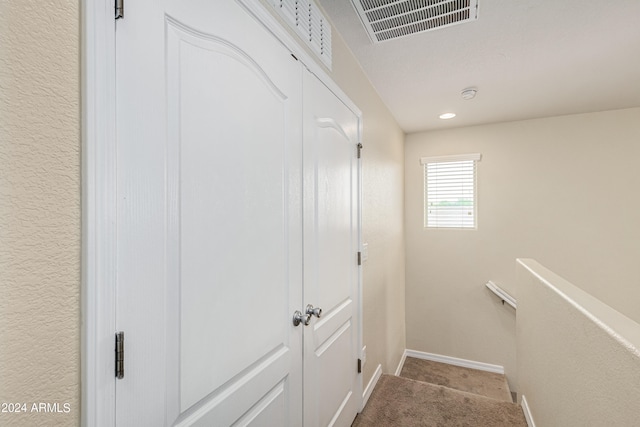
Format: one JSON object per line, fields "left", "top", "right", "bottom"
{"left": 485, "top": 280, "right": 517, "bottom": 309}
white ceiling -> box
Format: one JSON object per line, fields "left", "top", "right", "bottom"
{"left": 317, "top": 0, "right": 640, "bottom": 133}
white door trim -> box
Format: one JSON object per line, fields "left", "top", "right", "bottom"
{"left": 82, "top": 0, "right": 117, "bottom": 426}
{"left": 82, "top": 1, "right": 363, "bottom": 424}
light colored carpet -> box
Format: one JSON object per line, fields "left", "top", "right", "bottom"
{"left": 352, "top": 375, "right": 527, "bottom": 427}
{"left": 400, "top": 357, "right": 513, "bottom": 402}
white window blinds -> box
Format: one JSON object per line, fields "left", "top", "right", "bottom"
{"left": 421, "top": 153, "right": 481, "bottom": 229}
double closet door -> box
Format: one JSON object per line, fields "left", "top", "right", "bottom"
{"left": 114, "top": 1, "right": 361, "bottom": 425}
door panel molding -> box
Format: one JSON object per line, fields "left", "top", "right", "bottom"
{"left": 172, "top": 347, "right": 291, "bottom": 426}
{"left": 237, "top": 1, "right": 363, "bottom": 125}
{"left": 166, "top": 15, "right": 288, "bottom": 101}
{"left": 165, "top": 14, "right": 300, "bottom": 417}
{"left": 315, "top": 117, "right": 352, "bottom": 141}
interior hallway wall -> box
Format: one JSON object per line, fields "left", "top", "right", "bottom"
{"left": 516, "top": 259, "right": 640, "bottom": 426}
{"left": 0, "top": 1, "right": 81, "bottom": 426}
{"left": 404, "top": 108, "right": 640, "bottom": 390}
{"left": 0, "top": 2, "right": 404, "bottom": 424}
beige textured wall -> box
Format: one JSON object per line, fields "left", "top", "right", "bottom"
{"left": 0, "top": 1, "right": 81, "bottom": 426}
{"left": 517, "top": 259, "right": 640, "bottom": 426}
{"left": 405, "top": 108, "right": 640, "bottom": 389}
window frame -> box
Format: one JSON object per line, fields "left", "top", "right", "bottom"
{"left": 421, "top": 153, "right": 482, "bottom": 230}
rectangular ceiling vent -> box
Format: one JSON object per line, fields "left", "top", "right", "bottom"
{"left": 270, "top": 0, "right": 332, "bottom": 69}
{"left": 351, "top": 0, "right": 479, "bottom": 43}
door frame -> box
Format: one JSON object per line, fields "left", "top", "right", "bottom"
{"left": 82, "top": 1, "right": 117, "bottom": 426}
{"left": 82, "top": 1, "right": 363, "bottom": 425}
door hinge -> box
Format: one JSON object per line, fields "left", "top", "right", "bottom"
{"left": 357, "top": 251, "right": 362, "bottom": 266}
{"left": 115, "top": 331, "right": 124, "bottom": 379}
{"left": 357, "top": 143, "right": 363, "bottom": 159}
{"left": 115, "top": 0, "right": 124, "bottom": 20}
{"left": 357, "top": 358, "right": 362, "bottom": 373}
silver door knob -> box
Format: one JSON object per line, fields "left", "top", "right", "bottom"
{"left": 293, "top": 310, "right": 311, "bottom": 327}
{"left": 306, "top": 304, "right": 322, "bottom": 318}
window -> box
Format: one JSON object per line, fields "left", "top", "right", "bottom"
{"left": 421, "top": 153, "right": 481, "bottom": 229}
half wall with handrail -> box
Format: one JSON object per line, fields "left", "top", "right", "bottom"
{"left": 516, "top": 259, "right": 640, "bottom": 426}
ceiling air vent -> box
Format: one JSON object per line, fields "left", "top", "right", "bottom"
{"left": 351, "top": 0, "right": 479, "bottom": 43}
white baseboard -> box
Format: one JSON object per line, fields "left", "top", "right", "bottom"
{"left": 520, "top": 395, "right": 536, "bottom": 427}
{"left": 404, "top": 349, "right": 505, "bottom": 374}
{"left": 394, "top": 350, "right": 408, "bottom": 376}
{"left": 361, "top": 364, "right": 382, "bottom": 410}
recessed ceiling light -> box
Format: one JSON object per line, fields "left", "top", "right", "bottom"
{"left": 439, "top": 113, "right": 456, "bottom": 120}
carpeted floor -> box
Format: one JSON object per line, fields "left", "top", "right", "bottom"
{"left": 352, "top": 374, "right": 527, "bottom": 427}
{"left": 399, "top": 357, "right": 513, "bottom": 402}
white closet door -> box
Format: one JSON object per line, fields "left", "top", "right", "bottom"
{"left": 115, "top": 1, "right": 303, "bottom": 425}
{"left": 303, "top": 70, "right": 361, "bottom": 427}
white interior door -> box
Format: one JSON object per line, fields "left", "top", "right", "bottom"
{"left": 115, "top": 1, "right": 304, "bottom": 425}
{"left": 302, "top": 70, "right": 361, "bottom": 427}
